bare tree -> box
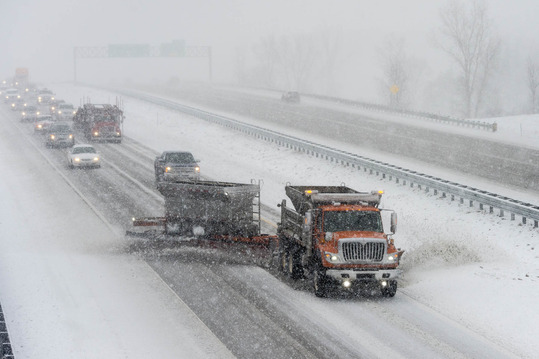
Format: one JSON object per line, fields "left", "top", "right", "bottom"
{"left": 526, "top": 55, "right": 539, "bottom": 113}
{"left": 315, "top": 27, "right": 342, "bottom": 94}
{"left": 276, "top": 33, "right": 316, "bottom": 91}
{"left": 252, "top": 35, "right": 279, "bottom": 88}
{"left": 378, "top": 37, "right": 409, "bottom": 108}
{"left": 437, "top": 0, "right": 500, "bottom": 118}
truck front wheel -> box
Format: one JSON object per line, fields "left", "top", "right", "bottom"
{"left": 381, "top": 280, "right": 397, "bottom": 297}
{"left": 313, "top": 269, "right": 328, "bottom": 297}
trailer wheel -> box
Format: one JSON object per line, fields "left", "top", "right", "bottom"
{"left": 313, "top": 269, "right": 328, "bottom": 297}
{"left": 381, "top": 280, "right": 397, "bottom": 297}
{"left": 280, "top": 249, "right": 289, "bottom": 275}
{"left": 288, "top": 250, "right": 303, "bottom": 280}
{"left": 165, "top": 222, "right": 181, "bottom": 235}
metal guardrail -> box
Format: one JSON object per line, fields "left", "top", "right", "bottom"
{"left": 114, "top": 89, "right": 538, "bottom": 228}
{"left": 298, "top": 92, "right": 498, "bottom": 132}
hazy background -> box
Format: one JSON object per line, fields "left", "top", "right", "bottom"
{"left": 1, "top": 0, "right": 539, "bottom": 116}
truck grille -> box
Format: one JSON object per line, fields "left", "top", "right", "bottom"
{"left": 342, "top": 241, "right": 385, "bottom": 262}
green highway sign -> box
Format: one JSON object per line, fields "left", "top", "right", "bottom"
{"left": 108, "top": 44, "right": 150, "bottom": 58}
{"left": 160, "top": 40, "right": 186, "bottom": 57}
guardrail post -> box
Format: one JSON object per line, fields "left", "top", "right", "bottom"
{"left": 499, "top": 209, "right": 504, "bottom": 217}
{"left": 451, "top": 194, "right": 455, "bottom": 201}
{"left": 469, "top": 200, "right": 474, "bottom": 207}
{"left": 480, "top": 203, "right": 484, "bottom": 210}
{"left": 489, "top": 206, "right": 493, "bottom": 214}
{"left": 522, "top": 217, "right": 527, "bottom": 225}
{"left": 511, "top": 213, "right": 515, "bottom": 221}
{"left": 460, "top": 198, "right": 464, "bottom": 204}
{"left": 534, "top": 220, "right": 538, "bottom": 228}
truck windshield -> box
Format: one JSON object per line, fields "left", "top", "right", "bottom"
{"left": 323, "top": 210, "right": 383, "bottom": 233}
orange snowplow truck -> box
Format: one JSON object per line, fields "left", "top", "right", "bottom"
{"left": 277, "top": 185, "right": 404, "bottom": 297}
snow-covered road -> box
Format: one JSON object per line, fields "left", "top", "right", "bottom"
{"left": 0, "top": 83, "right": 537, "bottom": 358}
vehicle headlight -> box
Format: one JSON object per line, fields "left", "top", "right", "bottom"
{"left": 22, "top": 112, "right": 26, "bottom": 115}
{"left": 69, "top": 134, "right": 73, "bottom": 139}
{"left": 165, "top": 166, "right": 171, "bottom": 172}
{"left": 37, "top": 124, "right": 42, "bottom": 129}
{"left": 195, "top": 166, "right": 200, "bottom": 173}
{"left": 74, "top": 157, "right": 80, "bottom": 162}
{"left": 324, "top": 252, "right": 340, "bottom": 262}
{"left": 387, "top": 253, "right": 399, "bottom": 263}
{"left": 93, "top": 157, "right": 99, "bottom": 162}
{"left": 93, "top": 131, "right": 99, "bottom": 136}
{"left": 57, "top": 110, "right": 61, "bottom": 114}
{"left": 50, "top": 134, "right": 55, "bottom": 139}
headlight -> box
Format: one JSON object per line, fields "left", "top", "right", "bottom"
{"left": 74, "top": 157, "right": 81, "bottom": 162}
{"left": 93, "top": 131, "right": 99, "bottom": 136}
{"left": 37, "top": 124, "right": 42, "bottom": 129}
{"left": 195, "top": 166, "right": 200, "bottom": 173}
{"left": 69, "top": 134, "right": 73, "bottom": 139}
{"left": 50, "top": 134, "right": 55, "bottom": 140}
{"left": 387, "top": 253, "right": 399, "bottom": 263}
{"left": 324, "top": 252, "right": 339, "bottom": 262}
{"left": 93, "top": 157, "right": 99, "bottom": 162}
{"left": 165, "top": 166, "right": 171, "bottom": 172}
{"left": 22, "top": 112, "right": 26, "bottom": 115}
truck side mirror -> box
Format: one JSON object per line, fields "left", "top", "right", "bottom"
{"left": 390, "top": 212, "right": 397, "bottom": 234}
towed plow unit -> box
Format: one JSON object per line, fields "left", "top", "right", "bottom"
{"left": 126, "top": 179, "right": 278, "bottom": 264}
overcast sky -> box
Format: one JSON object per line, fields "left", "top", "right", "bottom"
{"left": 1, "top": 0, "right": 538, "bottom": 98}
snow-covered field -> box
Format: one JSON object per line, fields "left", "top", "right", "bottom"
{"left": 0, "top": 83, "right": 537, "bottom": 358}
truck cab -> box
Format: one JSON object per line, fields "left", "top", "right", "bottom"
{"left": 278, "top": 185, "right": 403, "bottom": 297}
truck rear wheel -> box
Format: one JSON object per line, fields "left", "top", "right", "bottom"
{"left": 288, "top": 249, "right": 303, "bottom": 280}
{"left": 381, "top": 280, "right": 397, "bottom": 297}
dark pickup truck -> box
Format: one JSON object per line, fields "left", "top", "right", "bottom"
{"left": 154, "top": 151, "right": 200, "bottom": 182}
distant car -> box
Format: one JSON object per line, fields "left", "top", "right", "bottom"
{"left": 154, "top": 151, "right": 200, "bottom": 182}
{"left": 49, "top": 99, "right": 66, "bottom": 115}
{"left": 20, "top": 105, "right": 40, "bottom": 122}
{"left": 37, "top": 89, "right": 55, "bottom": 104}
{"left": 34, "top": 115, "right": 55, "bottom": 133}
{"left": 45, "top": 121, "right": 74, "bottom": 148}
{"left": 281, "top": 91, "right": 300, "bottom": 103}
{"left": 67, "top": 144, "right": 100, "bottom": 168}
{"left": 10, "top": 96, "right": 25, "bottom": 111}
{"left": 3, "top": 88, "right": 19, "bottom": 103}
{"left": 55, "top": 103, "right": 76, "bottom": 120}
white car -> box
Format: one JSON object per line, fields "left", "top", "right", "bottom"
{"left": 67, "top": 144, "right": 101, "bottom": 168}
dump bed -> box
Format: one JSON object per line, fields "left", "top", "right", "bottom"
{"left": 158, "top": 179, "right": 260, "bottom": 236}
{"left": 285, "top": 185, "right": 382, "bottom": 214}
